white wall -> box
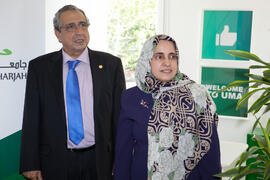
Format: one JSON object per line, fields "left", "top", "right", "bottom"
{"left": 0, "top": 0, "right": 45, "bottom": 140}
{"left": 163, "top": 0, "right": 270, "bottom": 143}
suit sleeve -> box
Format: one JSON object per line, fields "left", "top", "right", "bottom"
{"left": 114, "top": 92, "right": 133, "bottom": 180}
{"left": 20, "top": 61, "right": 41, "bottom": 173}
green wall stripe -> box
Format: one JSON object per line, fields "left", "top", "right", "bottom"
{"left": 0, "top": 130, "right": 22, "bottom": 180}
{"left": 3, "top": 173, "right": 25, "bottom": 180}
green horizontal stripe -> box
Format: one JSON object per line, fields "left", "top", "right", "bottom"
{"left": 3, "top": 173, "right": 25, "bottom": 180}
{"left": 0, "top": 131, "right": 22, "bottom": 180}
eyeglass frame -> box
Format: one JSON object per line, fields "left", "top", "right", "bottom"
{"left": 60, "top": 21, "right": 90, "bottom": 32}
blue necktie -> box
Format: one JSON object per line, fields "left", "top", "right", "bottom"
{"left": 66, "top": 60, "right": 84, "bottom": 145}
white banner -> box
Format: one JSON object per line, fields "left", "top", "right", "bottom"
{"left": 0, "top": 0, "right": 45, "bottom": 140}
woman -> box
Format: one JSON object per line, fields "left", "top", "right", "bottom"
{"left": 114, "top": 35, "right": 221, "bottom": 180}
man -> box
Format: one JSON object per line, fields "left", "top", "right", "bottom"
{"left": 20, "top": 5, "right": 125, "bottom": 180}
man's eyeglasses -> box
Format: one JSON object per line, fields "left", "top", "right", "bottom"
{"left": 60, "top": 21, "right": 90, "bottom": 32}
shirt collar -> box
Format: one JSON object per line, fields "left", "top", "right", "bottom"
{"left": 62, "top": 48, "right": 89, "bottom": 65}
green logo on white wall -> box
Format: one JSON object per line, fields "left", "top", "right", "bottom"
{"left": 0, "top": 49, "right": 12, "bottom": 55}
{"left": 202, "top": 10, "right": 253, "bottom": 60}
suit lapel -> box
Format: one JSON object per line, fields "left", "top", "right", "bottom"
{"left": 49, "top": 50, "right": 65, "bottom": 110}
{"left": 89, "top": 49, "right": 102, "bottom": 113}
{"left": 48, "top": 50, "right": 67, "bottom": 133}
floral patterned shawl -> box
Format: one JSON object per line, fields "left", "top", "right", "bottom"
{"left": 135, "top": 35, "right": 218, "bottom": 180}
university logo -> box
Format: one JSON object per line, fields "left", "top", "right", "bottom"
{"left": 0, "top": 48, "right": 28, "bottom": 82}
{"left": 0, "top": 49, "right": 12, "bottom": 55}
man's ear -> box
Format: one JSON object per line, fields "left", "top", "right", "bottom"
{"left": 54, "top": 29, "right": 62, "bottom": 43}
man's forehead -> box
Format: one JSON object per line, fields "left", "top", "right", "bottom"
{"left": 60, "top": 10, "right": 86, "bottom": 22}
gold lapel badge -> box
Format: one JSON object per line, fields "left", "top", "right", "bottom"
{"left": 98, "top": 65, "right": 103, "bottom": 69}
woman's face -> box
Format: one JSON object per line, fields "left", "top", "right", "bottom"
{"left": 150, "top": 40, "right": 178, "bottom": 82}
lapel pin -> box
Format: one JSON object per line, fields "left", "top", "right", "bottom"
{"left": 98, "top": 65, "right": 103, "bottom": 69}
{"left": 140, "top": 99, "right": 149, "bottom": 108}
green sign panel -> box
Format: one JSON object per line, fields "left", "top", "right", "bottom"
{"left": 202, "top": 10, "right": 253, "bottom": 60}
{"left": 201, "top": 67, "right": 249, "bottom": 117}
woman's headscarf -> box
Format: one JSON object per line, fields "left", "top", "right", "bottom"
{"left": 135, "top": 34, "right": 194, "bottom": 100}
{"left": 135, "top": 34, "right": 179, "bottom": 90}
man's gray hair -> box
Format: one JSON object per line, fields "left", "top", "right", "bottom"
{"left": 53, "top": 5, "right": 90, "bottom": 32}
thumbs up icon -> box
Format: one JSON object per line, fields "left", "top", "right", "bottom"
{"left": 216, "top": 25, "right": 237, "bottom": 46}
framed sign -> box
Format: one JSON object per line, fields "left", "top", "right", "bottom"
{"left": 202, "top": 10, "right": 253, "bottom": 60}
{"left": 201, "top": 67, "right": 249, "bottom": 117}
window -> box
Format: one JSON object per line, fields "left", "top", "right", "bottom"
{"left": 106, "top": 0, "right": 158, "bottom": 87}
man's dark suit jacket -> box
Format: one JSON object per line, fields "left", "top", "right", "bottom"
{"left": 20, "top": 48, "right": 126, "bottom": 180}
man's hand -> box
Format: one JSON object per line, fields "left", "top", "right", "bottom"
{"left": 23, "top": 170, "right": 43, "bottom": 180}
